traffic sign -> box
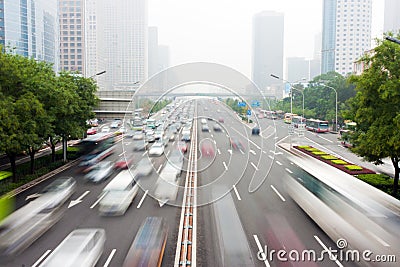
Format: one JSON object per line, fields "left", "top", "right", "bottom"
{"left": 288, "top": 124, "right": 294, "bottom": 135}
{"left": 238, "top": 102, "right": 246, "bottom": 107}
{"left": 247, "top": 109, "right": 252, "bottom": 116}
{"left": 251, "top": 100, "right": 260, "bottom": 107}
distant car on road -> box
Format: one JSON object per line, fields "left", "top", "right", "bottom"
{"left": 229, "top": 137, "right": 245, "bottom": 151}
{"left": 101, "top": 126, "right": 110, "bottom": 133}
{"left": 201, "top": 124, "right": 210, "bottom": 132}
{"left": 201, "top": 141, "right": 215, "bottom": 157}
{"left": 218, "top": 117, "right": 224, "bottom": 123}
{"left": 252, "top": 127, "right": 260, "bottom": 135}
{"left": 213, "top": 124, "right": 222, "bottom": 132}
{"left": 87, "top": 127, "right": 97, "bottom": 135}
{"left": 148, "top": 142, "right": 164, "bottom": 156}
{"left": 110, "top": 121, "right": 119, "bottom": 128}
{"left": 176, "top": 141, "right": 188, "bottom": 153}
{"left": 114, "top": 155, "right": 134, "bottom": 170}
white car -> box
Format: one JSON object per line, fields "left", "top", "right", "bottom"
{"left": 118, "top": 126, "right": 127, "bottom": 133}
{"left": 101, "top": 126, "right": 110, "bottom": 133}
{"left": 84, "top": 161, "right": 113, "bottom": 183}
{"left": 148, "top": 142, "right": 164, "bottom": 156}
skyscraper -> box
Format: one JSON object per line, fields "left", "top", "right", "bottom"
{"left": 252, "top": 11, "right": 284, "bottom": 94}
{"left": 384, "top": 0, "right": 400, "bottom": 34}
{"left": 59, "top": 0, "right": 85, "bottom": 74}
{"left": 86, "top": 0, "right": 148, "bottom": 90}
{"left": 0, "top": 0, "right": 59, "bottom": 71}
{"left": 322, "top": 0, "right": 372, "bottom": 76}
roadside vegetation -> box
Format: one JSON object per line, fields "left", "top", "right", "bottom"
{"left": 0, "top": 46, "right": 99, "bottom": 184}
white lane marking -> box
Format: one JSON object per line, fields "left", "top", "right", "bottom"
{"left": 316, "top": 135, "right": 334, "bottom": 143}
{"left": 367, "top": 230, "right": 390, "bottom": 247}
{"left": 32, "top": 250, "right": 52, "bottom": 267}
{"left": 90, "top": 193, "right": 106, "bottom": 209}
{"left": 211, "top": 134, "right": 214, "bottom": 138}
{"left": 213, "top": 139, "right": 216, "bottom": 144}
{"left": 217, "top": 148, "right": 221, "bottom": 155}
{"left": 263, "top": 150, "right": 267, "bottom": 154}
{"left": 230, "top": 127, "right": 261, "bottom": 150}
{"left": 268, "top": 155, "right": 274, "bottom": 160}
{"left": 251, "top": 162, "right": 259, "bottom": 171}
{"left": 223, "top": 162, "right": 228, "bottom": 171}
{"left": 314, "top": 235, "right": 344, "bottom": 267}
{"left": 239, "top": 149, "right": 245, "bottom": 155}
{"left": 142, "top": 151, "right": 148, "bottom": 157}
{"left": 137, "top": 190, "right": 148, "bottom": 209}
{"left": 274, "top": 136, "right": 279, "bottom": 139}
{"left": 157, "top": 164, "right": 163, "bottom": 173}
{"left": 250, "top": 150, "right": 256, "bottom": 155}
{"left": 124, "top": 142, "right": 131, "bottom": 146}
{"left": 172, "top": 141, "right": 176, "bottom": 145}
{"left": 276, "top": 161, "right": 283, "bottom": 166}
{"left": 103, "top": 249, "right": 117, "bottom": 267}
{"left": 270, "top": 185, "right": 286, "bottom": 202}
{"left": 233, "top": 185, "right": 242, "bottom": 201}
{"left": 285, "top": 168, "right": 293, "bottom": 174}
{"left": 118, "top": 151, "right": 126, "bottom": 156}
{"left": 166, "top": 150, "right": 170, "bottom": 156}
{"left": 68, "top": 190, "right": 90, "bottom": 208}
{"left": 253, "top": 235, "right": 271, "bottom": 267}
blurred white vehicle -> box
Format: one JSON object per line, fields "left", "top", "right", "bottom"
{"left": 84, "top": 161, "right": 113, "bottom": 183}
{"left": 132, "top": 157, "right": 153, "bottom": 178}
{"left": 39, "top": 228, "right": 105, "bottom": 267}
{"left": 40, "top": 177, "right": 77, "bottom": 209}
{"left": 99, "top": 170, "right": 139, "bottom": 216}
{"left": 101, "top": 126, "right": 110, "bottom": 133}
{"left": 148, "top": 142, "right": 164, "bottom": 156}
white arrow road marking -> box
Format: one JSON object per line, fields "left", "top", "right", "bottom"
{"left": 137, "top": 190, "right": 148, "bottom": 209}
{"left": 233, "top": 185, "right": 241, "bottom": 200}
{"left": 26, "top": 193, "right": 42, "bottom": 201}
{"left": 270, "top": 185, "right": 286, "bottom": 202}
{"left": 68, "top": 190, "right": 90, "bottom": 208}
{"left": 32, "top": 250, "right": 52, "bottom": 267}
{"left": 250, "top": 150, "right": 256, "bottom": 155}
{"left": 158, "top": 199, "right": 168, "bottom": 207}
{"left": 223, "top": 162, "right": 228, "bottom": 171}
{"left": 103, "top": 249, "right": 117, "bottom": 267}
{"left": 228, "top": 149, "right": 232, "bottom": 155}
{"left": 251, "top": 162, "right": 259, "bottom": 171}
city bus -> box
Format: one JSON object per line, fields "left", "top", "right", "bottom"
{"left": 77, "top": 133, "right": 116, "bottom": 172}
{"left": 283, "top": 113, "right": 297, "bottom": 124}
{"left": 305, "top": 119, "right": 329, "bottom": 133}
{"left": 339, "top": 120, "right": 357, "bottom": 147}
{"left": 292, "top": 115, "right": 306, "bottom": 128}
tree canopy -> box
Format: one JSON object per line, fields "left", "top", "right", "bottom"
{"left": 348, "top": 34, "right": 400, "bottom": 196}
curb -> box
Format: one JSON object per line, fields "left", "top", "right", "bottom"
{"left": 9, "top": 159, "right": 80, "bottom": 197}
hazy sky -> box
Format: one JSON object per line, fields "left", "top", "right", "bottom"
{"left": 149, "top": 0, "right": 384, "bottom": 77}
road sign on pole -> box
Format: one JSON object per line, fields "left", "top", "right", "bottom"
{"left": 247, "top": 109, "right": 252, "bottom": 116}
{"left": 251, "top": 101, "right": 260, "bottom": 107}
{"left": 288, "top": 124, "right": 294, "bottom": 135}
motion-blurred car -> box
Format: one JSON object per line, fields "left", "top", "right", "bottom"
{"left": 201, "top": 141, "right": 215, "bottom": 157}
{"left": 114, "top": 155, "right": 134, "bottom": 170}
{"left": 84, "top": 161, "right": 114, "bottom": 183}
{"left": 252, "top": 127, "right": 260, "bottom": 135}
{"left": 40, "top": 177, "right": 77, "bottom": 207}
{"left": 132, "top": 157, "right": 153, "bottom": 178}
{"left": 145, "top": 132, "right": 156, "bottom": 143}
{"left": 148, "top": 142, "right": 164, "bottom": 156}
{"left": 86, "top": 127, "right": 97, "bottom": 135}
{"left": 213, "top": 124, "right": 222, "bottom": 132}
{"left": 132, "top": 131, "right": 145, "bottom": 140}
{"left": 229, "top": 137, "right": 245, "bottom": 151}
{"left": 218, "top": 117, "right": 224, "bottom": 123}
{"left": 201, "top": 124, "right": 210, "bottom": 132}
{"left": 117, "top": 126, "right": 127, "bottom": 134}
{"left": 132, "top": 140, "right": 148, "bottom": 151}
{"left": 176, "top": 141, "right": 188, "bottom": 153}
{"left": 110, "top": 121, "right": 119, "bottom": 128}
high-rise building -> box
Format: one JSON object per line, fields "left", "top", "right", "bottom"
{"left": 322, "top": 0, "right": 372, "bottom": 76}
{"left": 384, "top": 0, "right": 400, "bottom": 34}
{"left": 0, "top": 0, "right": 59, "bottom": 71}
{"left": 59, "top": 0, "right": 85, "bottom": 74}
{"left": 286, "top": 57, "right": 309, "bottom": 82}
{"left": 96, "top": 0, "right": 148, "bottom": 90}
{"left": 252, "top": 11, "right": 284, "bottom": 94}
{"left": 85, "top": 0, "right": 98, "bottom": 78}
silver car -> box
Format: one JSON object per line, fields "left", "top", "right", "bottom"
{"left": 84, "top": 161, "right": 113, "bottom": 183}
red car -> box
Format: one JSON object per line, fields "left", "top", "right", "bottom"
{"left": 114, "top": 155, "right": 134, "bottom": 170}
{"left": 86, "top": 127, "right": 97, "bottom": 135}
{"left": 201, "top": 141, "right": 215, "bottom": 157}
{"left": 176, "top": 141, "right": 188, "bottom": 153}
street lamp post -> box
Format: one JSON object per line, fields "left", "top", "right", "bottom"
{"left": 271, "top": 74, "right": 306, "bottom": 148}
{"left": 319, "top": 83, "right": 338, "bottom": 133}
{"left": 89, "top": 70, "right": 106, "bottom": 79}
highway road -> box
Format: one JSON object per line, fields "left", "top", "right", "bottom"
{"left": 1, "top": 98, "right": 398, "bottom": 267}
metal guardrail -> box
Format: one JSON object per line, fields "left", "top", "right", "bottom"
{"left": 175, "top": 105, "right": 198, "bottom": 267}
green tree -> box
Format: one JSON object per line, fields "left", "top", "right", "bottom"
{"left": 348, "top": 34, "right": 400, "bottom": 196}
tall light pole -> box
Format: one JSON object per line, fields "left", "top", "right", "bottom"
{"left": 89, "top": 70, "right": 106, "bottom": 79}
{"left": 271, "top": 74, "right": 306, "bottom": 148}
{"left": 319, "top": 83, "right": 338, "bottom": 133}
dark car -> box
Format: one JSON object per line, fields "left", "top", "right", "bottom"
{"left": 252, "top": 127, "right": 260, "bottom": 135}
{"left": 229, "top": 137, "right": 245, "bottom": 151}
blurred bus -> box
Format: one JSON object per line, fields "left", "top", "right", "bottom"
{"left": 39, "top": 228, "right": 105, "bottom": 267}
{"left": 260, "top": 110, "right": 277, "bottom": 119}
{"left": 339, "top": 120, "right": 357, "bottom": 148}
{"left": 305, "top": 119, "right": 329, "bottom": 133}
{"left": 77, "top": 133, "right": 116, "bottom": 172}
{"left": 285, "top": 155, "right": 400, "bottom": 266}
{"left": 292, "top": 115, "right": 306, "bottom": 128}
{"left": 123, "top": 217, "right": 168, "bottom": 267}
